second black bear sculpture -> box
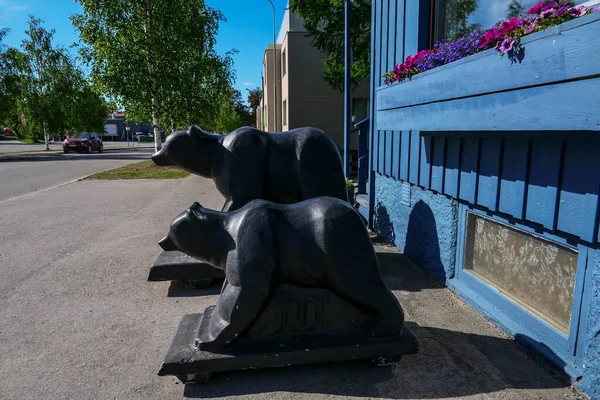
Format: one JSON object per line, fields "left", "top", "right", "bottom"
{"left": 152, "top": 125, "right": 349, "bottom": 211}
{"left": 158, "top": 197, "right": 404, "bottom": 351}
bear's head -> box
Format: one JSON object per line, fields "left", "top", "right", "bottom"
{"left": 159, "top": 202, "right": 233, "bottom": 269}
{"left": 152, "top": 126, "right": 219, "bottom": 177}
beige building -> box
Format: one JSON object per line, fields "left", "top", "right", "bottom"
{"left": 259, "top": 4, "right": 369, "bottom": 149}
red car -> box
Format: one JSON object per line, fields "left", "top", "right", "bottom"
{"left": 63, "top": 133, "right": 103, "bottom": 154}
{"left": 3, "top": 127, "right": 15, "bottom": 137}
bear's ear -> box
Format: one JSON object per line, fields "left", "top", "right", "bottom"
{"left": 188, "top": 202, "right": 208, "bottom": 219}
{"left": 188, "top": 125, "right": 204, "bottom": 142}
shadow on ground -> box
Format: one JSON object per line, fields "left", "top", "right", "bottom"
{"left": 170, "top": 248, "right": 571, "bottom": 399}
{"left": 0, "top": 147, "right": 153, "bottom": 163}
{"left": 167, "top": 280, "right": 223, "bottom": 297}
{"left": 181, "top": 321, "right": 570, "bottom": 399}
{"left": 377, "top": 248, "right": 444, "bottom": 292}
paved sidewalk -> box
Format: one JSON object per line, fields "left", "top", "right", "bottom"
{"left": 0, "top": 175, "right": 584, "bottom": 400}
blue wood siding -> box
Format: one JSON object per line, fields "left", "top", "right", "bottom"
{"left": 371, "top": 10, "right": 600, "bottom": 244}
{"left": 377, "top": 13, "right": 600, "bottom": 111}
{"left": 372, "top": 134, "right": 600, "bottom": 244}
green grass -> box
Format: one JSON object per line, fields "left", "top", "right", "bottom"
{"left": 16, "top": 138, "right": 37, "bottom": 144}
{"left": 84, "top": 160, "right": 190, "bottom": 180}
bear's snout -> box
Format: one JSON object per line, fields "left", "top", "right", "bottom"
{"left": 151, "top": 149, "right": 173, "bottom": 167}
{"left": 158, "top": 235, "right": 178, "bottom": 252}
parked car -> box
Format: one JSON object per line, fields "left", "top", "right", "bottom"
{"left": 63, "top": 133, "right": 103, "bottom": 154}
{"left": 3, "top": 127, "right": 16, "bottom": 138}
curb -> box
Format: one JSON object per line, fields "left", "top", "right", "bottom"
{"left": 0, "top": 151, "right": 62, "bottom": 158}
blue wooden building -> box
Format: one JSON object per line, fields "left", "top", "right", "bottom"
{"left": 359, "top": 1, "right": 600, "bottom": 398}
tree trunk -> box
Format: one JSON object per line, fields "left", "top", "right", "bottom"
{"left": 43, "top": 120, "right": 49, "bottom": 151}
{"left": 170, "top": 111, "right": 176, "bottom": 133}
{"left": 150, "top": 77, "right": 161, "bottom": 152}
{"left": 145, "top": 0, "right": 161, "bottom": 153}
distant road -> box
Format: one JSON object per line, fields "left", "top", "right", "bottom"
{"left": 0, "top": 147, "right": 154, "bottom": 203}
{"left": 0, "top": 140, "right": 155, "bottom": 154}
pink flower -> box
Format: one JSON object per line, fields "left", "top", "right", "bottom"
{"left": 543, "top": 3, "right": 559, "bottom": 11}
{"left": 478, "top": 27, "right": 502, "bottom": 48}
{"left": 520, "top": 17, "right": 531, "bottom": 25}
{"left": 404, "top": 54, "right": 416, "bottom": 70}
{"left": 415, "top": 49, "right": 430, "bottom": 62}
{"left": 499, "top": 38, "right": 515, "bottom": 54}
{"left": 568, "top": 5, "right": 588, "bottom": 17}
{"left": 499, "top": 17, "right": 522, "bottom": 35}
{"left": 593, "top": 6, "right": 600, "bottom": 13}
{"left": 527, "top": 1, "right": 545, "bottom": 15}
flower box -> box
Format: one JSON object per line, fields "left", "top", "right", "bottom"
{"left": 376, "top": 12, "right": 600, "bottom": 132}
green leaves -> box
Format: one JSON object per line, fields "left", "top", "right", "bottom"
{"left": 4, "top": 16, "right": 107, "bottom": 142}
{"left": 289, "top": 0, "right": 371, "bottom": 91}
{"left": 72, "top": 0, "right": 236, "bottom": 140}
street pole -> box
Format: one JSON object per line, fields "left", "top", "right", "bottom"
{"left": 344, "top": 0, "right": 352, "bottom": 177}
{"left": 267, "top": 0, "right": 277, "bottom": 132}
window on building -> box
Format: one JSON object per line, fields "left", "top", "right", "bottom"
{"left": 352, "top": 98, "right": 369, "bottom": 123}
{"left": 434, "top": 0, "right": 590, "bottom": 42}
{"left": 463, "top": 212, "right": 579, "bottom": 335}
{"left": 282, "top": 100, "right": 287, "bottom": 125}
{"left": 282, "top": 50, "right": 287, "bottom": 77}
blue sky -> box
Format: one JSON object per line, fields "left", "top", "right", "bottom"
{"left": 0, "top": 0, "right": 289, "bottom": 104}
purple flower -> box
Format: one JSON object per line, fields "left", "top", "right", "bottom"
{"left": 527, "top": 1, "right": 545, "bottom": 15}
{"left": 593, "top": 6, "right": 600, "bottom": 13}
{"left": 541, "top": 8, "right": 555, "bottom": 18}
{"left": 520, "top": 17, "right": 531, "bottom": 25}
{"left": 555, "top": 5, "right": 570, "bottom": 17}
{"left": 568, "top": 5, "right": 588, "bottom": 17}
{"left": 499, "top": 38, "right": 515, "bottom": 54}
{"left": 524, "top": 20, "right": 539, "bottom": 34}
{"left": 543, "top": 3, "right": 559, "bottom": 11}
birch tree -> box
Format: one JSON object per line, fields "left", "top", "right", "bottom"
{"left": 72, "top": 0, "right": 232, "bottom": 151}
{"left": 19, "top": 16, "right": 64, "bottom": 149}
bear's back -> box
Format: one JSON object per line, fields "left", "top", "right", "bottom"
{"left": 228, "top": 198, "right": 369, "bottom": 282}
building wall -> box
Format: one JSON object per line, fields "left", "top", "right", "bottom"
{"left": 370, "top": 0, "right": 600, "bottom": 397}
{"left": 262, "top": 45, "right": 282, "bottom": 132}
{"left": 281, "top": 34, "right": 290, "bottom": 132}
{"left": 580, "top": 246, "right": 600, "bottom": 398}
{"left": 285, "top": 31, "right": 369, "bottom": 148}
{"left": 374, "top": 174, "right": 458, "bottom": 282}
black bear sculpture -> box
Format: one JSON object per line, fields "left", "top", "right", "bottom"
{"left": 152, "top": 125, "right": 350, "bottom": 212}
{"left": 157, "top": 197, "right": 418, "bottom": 382}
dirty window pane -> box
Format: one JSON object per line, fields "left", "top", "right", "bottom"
{"left": 435, "top": 0, "right": 589, "bottom": 42}
{"left": 464, "top": 213, "right": 578, "bottom": 334}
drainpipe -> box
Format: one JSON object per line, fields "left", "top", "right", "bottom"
{"left": 344, "top": 0, "right": 352, "bottom": 177}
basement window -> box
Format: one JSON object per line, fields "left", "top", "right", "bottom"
{"left": 463, "top": 212, "right": 578, "bottom": 335}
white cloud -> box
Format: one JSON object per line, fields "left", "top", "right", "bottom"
{"left": 8, "top": 4, "right": 29, "bottom": 11}
{"left": 243, "top": 82, "right": 253, "bottom": 86}
{"left": 469, "top": 0, "right": 538, "bottom": 29}
{"left": 0, "top": 1, "right": 30, "bottom": 19}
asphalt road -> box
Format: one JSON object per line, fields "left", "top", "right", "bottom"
{"left": 0, "top": 147, "right": 154, "bottom": 203}
{"left": 0, "top": 140, "right": 155, "bottom": 154}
